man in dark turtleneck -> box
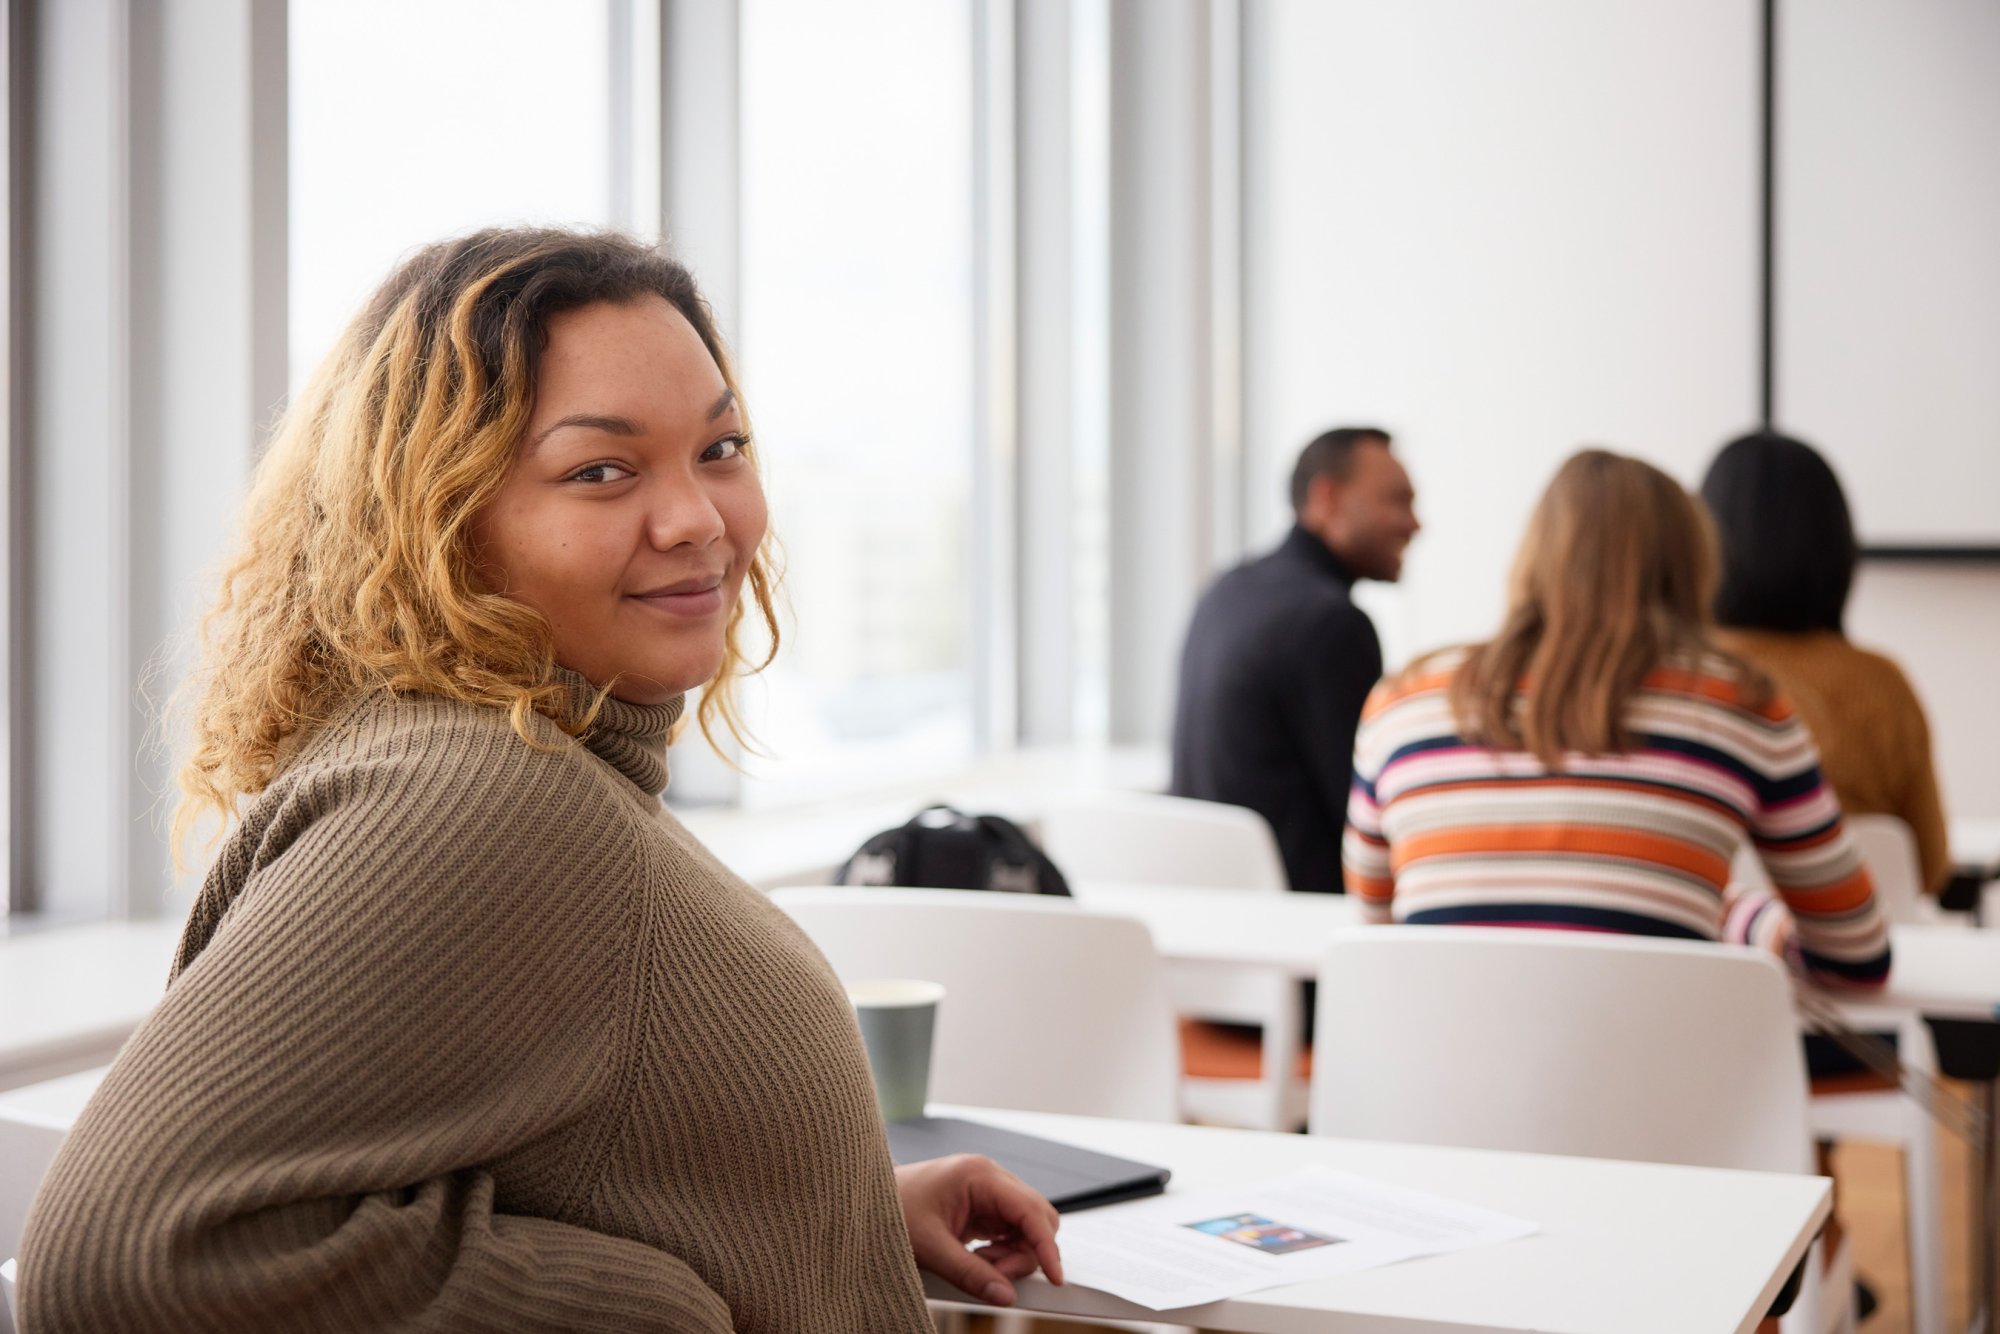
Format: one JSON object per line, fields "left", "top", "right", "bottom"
{"left": 1171, "top": 427, "right": 1420, "bottom": 894}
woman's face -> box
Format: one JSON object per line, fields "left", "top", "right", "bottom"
{"left": 472, "top": 296, "right": 767, "bottom": 704}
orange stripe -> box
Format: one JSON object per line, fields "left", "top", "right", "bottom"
{"left": 1781, "top": 867, "right": 1877, "bottom": 915}
{"left": 1639, "top": 666, "right": 1792, "bottom": 723}
{"left": 1362, "top": 671, "right": 1455, "bottom": 720}
{"left": 1349, "top": 874, "right": 1395, "bottom": 905}
{"left": 1398, "top": 825, "right": 1732, "bottom": 885}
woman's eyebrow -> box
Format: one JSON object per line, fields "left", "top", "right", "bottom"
{"left": 525, "top": 413, "right": 642, "bottom": 454}
{"left": 707, "top": 387, "right": 736, "bottom": 421}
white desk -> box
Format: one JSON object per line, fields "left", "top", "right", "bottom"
{"left": 0, "top": 919, "right": 182, "bottom": 1090}
{"left": 926, "top": 1104, "right": 1828, "bottom": 1334}
{"left": 0, "top": 1077, "right": 1824, "bottom": 1334}
{"left": 1071, "top": 882, "right": 1360, "bottom": 977}
{"left": 1068, "top": 885, "right": 1358, "bottom": 1129}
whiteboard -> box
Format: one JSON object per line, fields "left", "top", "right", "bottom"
{"left": 1777, "top": 0, "right": 2000, "bottom": 548}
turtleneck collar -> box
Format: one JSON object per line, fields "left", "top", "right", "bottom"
{"left": 1280, "top": 524, "right": 1359, "bottom": 588}
{"left": 553, "top": 666, "right": 684, "bottom": 797}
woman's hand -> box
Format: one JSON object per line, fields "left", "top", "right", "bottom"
{"left": 895, "top": 1154, "right": 1065, "bottom": 1307}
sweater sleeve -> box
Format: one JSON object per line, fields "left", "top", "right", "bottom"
{"left": 1342, "top": 683, "right": 1397, "bottom": 922}
{"left": 1735, "top": 703, "right": 1892, "bottom": 988}
{"left": 19, "top": 728, "right": 733, "bottom": 1333}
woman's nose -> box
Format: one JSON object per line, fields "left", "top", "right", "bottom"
{"left": 644, "top": 477, "right": 727, "bottom": 551}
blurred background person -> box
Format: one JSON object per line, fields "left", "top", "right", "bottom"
{"left": 1172, "top": 427, "right": 1420, "bottom": 894}
{"left": 1701, "top": 430, "right": 1952, "bottom": 896}
{"left": 1344, "top": 449, "right": 1889, "bottom": 990}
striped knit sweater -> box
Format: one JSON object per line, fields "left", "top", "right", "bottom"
{"left": 1342, "top": 651, "right": 1891, "bottom": 986}
{"left": 19, "top": 680, "right": 935, "bottom": 1332}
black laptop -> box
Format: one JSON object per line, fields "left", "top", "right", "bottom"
{"left": 885, "top": 1115, "right": 1171, "bottom": 1212}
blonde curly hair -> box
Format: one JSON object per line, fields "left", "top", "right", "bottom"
{"left": 174, "top": 228, "right": 779, "bottom": 854}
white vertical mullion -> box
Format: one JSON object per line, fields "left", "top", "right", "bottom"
{"left": 972, "top": 0, "right": 1018, "bottom": 755}
{"left": 608, "top": 0, "right": 636, "bottom": 230}
{"left": 1, "top": 0, "right": 20, "bottom": 919}
{"left": 1238, "top": 0, "right": 1278, "bottom": 547}
{"left": 246, "top": 0, "right": 286, "bottom": 452}
{"left": 1207, "top": 0, "right": 1245, "bottom": 569}
{"left": 660, "top": 0, "right": 740, "bottom": 340}
{"left": 106, "top": 0, "right": 134, "bottom": 917}
{"left": 1013, "top": 0, "right": 1073, "bottom": 746}
{"left": 658, "top": 0, "right": 744, "bottom": 807}
{"left": 1107, "top": 0, "right": 1215, "bottom": 745}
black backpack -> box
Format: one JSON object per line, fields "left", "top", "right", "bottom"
{"left": 834, "top": 805, "right": 1071, "bottom": 896}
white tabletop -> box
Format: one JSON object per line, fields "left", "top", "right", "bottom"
{"left": 0, "top": 1073, "right": 1830, "bottom": 1333}
{"left": 1070, "top": 886, "right": 2000, "bottom": 1020}
{"left": 1841, "top": 924, "right": 2000, "bottom": 1023}
{"left": 1070, "top": 882, "right": 1359, "bottom": 976}
{"left": 926, "top": 1104, "right": 1828, "bottom": 1334}
{"left": 1951, "top": 815, "right": 2000, "bottom": 869}
{"left": 0, "top": 919, "right": 182, "bottom": 1087}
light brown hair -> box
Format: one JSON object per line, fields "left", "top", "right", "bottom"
{"left": 174, "top": 228, "right": 779, "bottom": 854}
{"left": 1447, "top": 448, "right": 1761, "bottom": 765}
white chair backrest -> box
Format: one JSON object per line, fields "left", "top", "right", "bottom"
{"left": 1309, "top": 926, "right": 1812, "bottom": 1174}
{"left": 1846, "top": 814, "right": 1926, "bottom": 925}
{"left": 1734, "top": 815, "right": 1928, "bottom": 926}
{"left": 1038, "top": 790, "right": 1288, "bottom": 892}
{"left": 770, "top": 887, "right": 1181, "bottom": 1122}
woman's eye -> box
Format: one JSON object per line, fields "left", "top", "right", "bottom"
{"left": 566, "top": 462, "right": 635, "bottom": 484}
{"left": 702, "top": 435, "right": 748, "bottom": 463}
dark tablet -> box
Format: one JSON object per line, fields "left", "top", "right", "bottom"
{"left": 885, "top": 1114, "right": 1171, "bottom": 1212}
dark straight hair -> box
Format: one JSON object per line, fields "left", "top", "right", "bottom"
{"left": 1699, "top": 430, "right": 1856, "bottom": 634}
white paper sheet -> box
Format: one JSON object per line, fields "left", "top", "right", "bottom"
{"left": 1046, "top": 1164, "right": 1537, "bottom": 1311}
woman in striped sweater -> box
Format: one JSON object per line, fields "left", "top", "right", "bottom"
{"left": 1342, "top": 449, "right": 1890, "bottom": 988}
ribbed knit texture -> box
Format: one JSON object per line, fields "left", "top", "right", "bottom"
{"left": 1716, "top": 628, "right": 1951, "bottom": 894}
{"left": 1343, "top": 652, "right": 1892, "bottom": 986}
{"left": 18, "top": 681, "right": 934, "bottom": 1332}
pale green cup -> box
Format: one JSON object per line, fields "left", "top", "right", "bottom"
{"left": 848, "top": 979, "right": 945, "bottom": 1122}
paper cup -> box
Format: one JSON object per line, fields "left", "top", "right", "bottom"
{"left": 848, "top": 979, "right": 945, "bottom": 1122}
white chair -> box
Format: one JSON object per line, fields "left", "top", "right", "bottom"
{"left": 1037, "top": 790, "right": 1304, "bottom": 1130}
{"left": 1308, "top": 926, "right": 1849, "bottom": 1334}
{"left": 1038, "top": 790, "right": 1291, "bottom": 893}
{"left": 770, "top": 887, "right": 1181, "bottom": 1122}
{"left": 1847, "top": 813, "right": 1942, "bottom": 927}
{"left": 1813, "top": 814, "right": 1949, "bottom": 1334}
{"left": 1, "top": 1068, "right": 108, "bottom": 1334}
{"left": 1736, "top": 817, "right": 1950, "bottom": 1334}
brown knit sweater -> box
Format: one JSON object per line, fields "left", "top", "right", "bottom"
{"left": 19, "top": 682, "right": 934, "bottom": 1332}
{"left": 1718, "top": 628, "right": 1952, "bottom": 893}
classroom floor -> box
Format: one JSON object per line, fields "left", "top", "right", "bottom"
{"left": 1834, "top": 1079, "right": 1979, "bottom": 1334}
{"left": 958, "top": 1081, "right": 1983, "bottom": 1334}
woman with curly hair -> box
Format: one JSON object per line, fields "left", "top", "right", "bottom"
{"left": 18, "top": 228, "right": 1060, "bottom": 1332}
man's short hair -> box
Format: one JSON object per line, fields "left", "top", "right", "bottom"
{"left": 1289, "top": 427, "right": 1392, "bottom": 513}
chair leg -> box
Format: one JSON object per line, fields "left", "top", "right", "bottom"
{"left": 1259, "top": 971, "right": 1304, "bottom": 1132}
{"left": 1901, "top": 1034, "right": 1947, "bottom": 1334}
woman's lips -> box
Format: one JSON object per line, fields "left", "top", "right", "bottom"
{"left": 630, "top": 585, "right": 724, "bottom": 618}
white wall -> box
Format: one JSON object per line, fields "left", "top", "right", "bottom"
{"left": 1249, "top": 0, "right": 2000, "bottom": 824}
{"left": 1249, "top": 0, "right": 1760, "bottom": 665}
{"left": 1848, "top": 566, "right": 2000, "bottom": 820}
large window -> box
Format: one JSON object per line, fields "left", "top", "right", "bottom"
{"left": 736, "top": 0, "right": 979, "bottom": 802}
{"left": 289, "top": 0, "right": 626, "bottom": 381}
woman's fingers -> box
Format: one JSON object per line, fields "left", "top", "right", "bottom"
{"left": 969, "top": 1163, "right": 1065, "bottom": 1286}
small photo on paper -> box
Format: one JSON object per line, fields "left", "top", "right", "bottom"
{"left": 1183, "top": 1213, "right": 1343, "bottom": 1255}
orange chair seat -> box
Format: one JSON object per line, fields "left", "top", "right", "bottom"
{"left": 1180, "top": 1018, "right": 1313, "bottom": 1081}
